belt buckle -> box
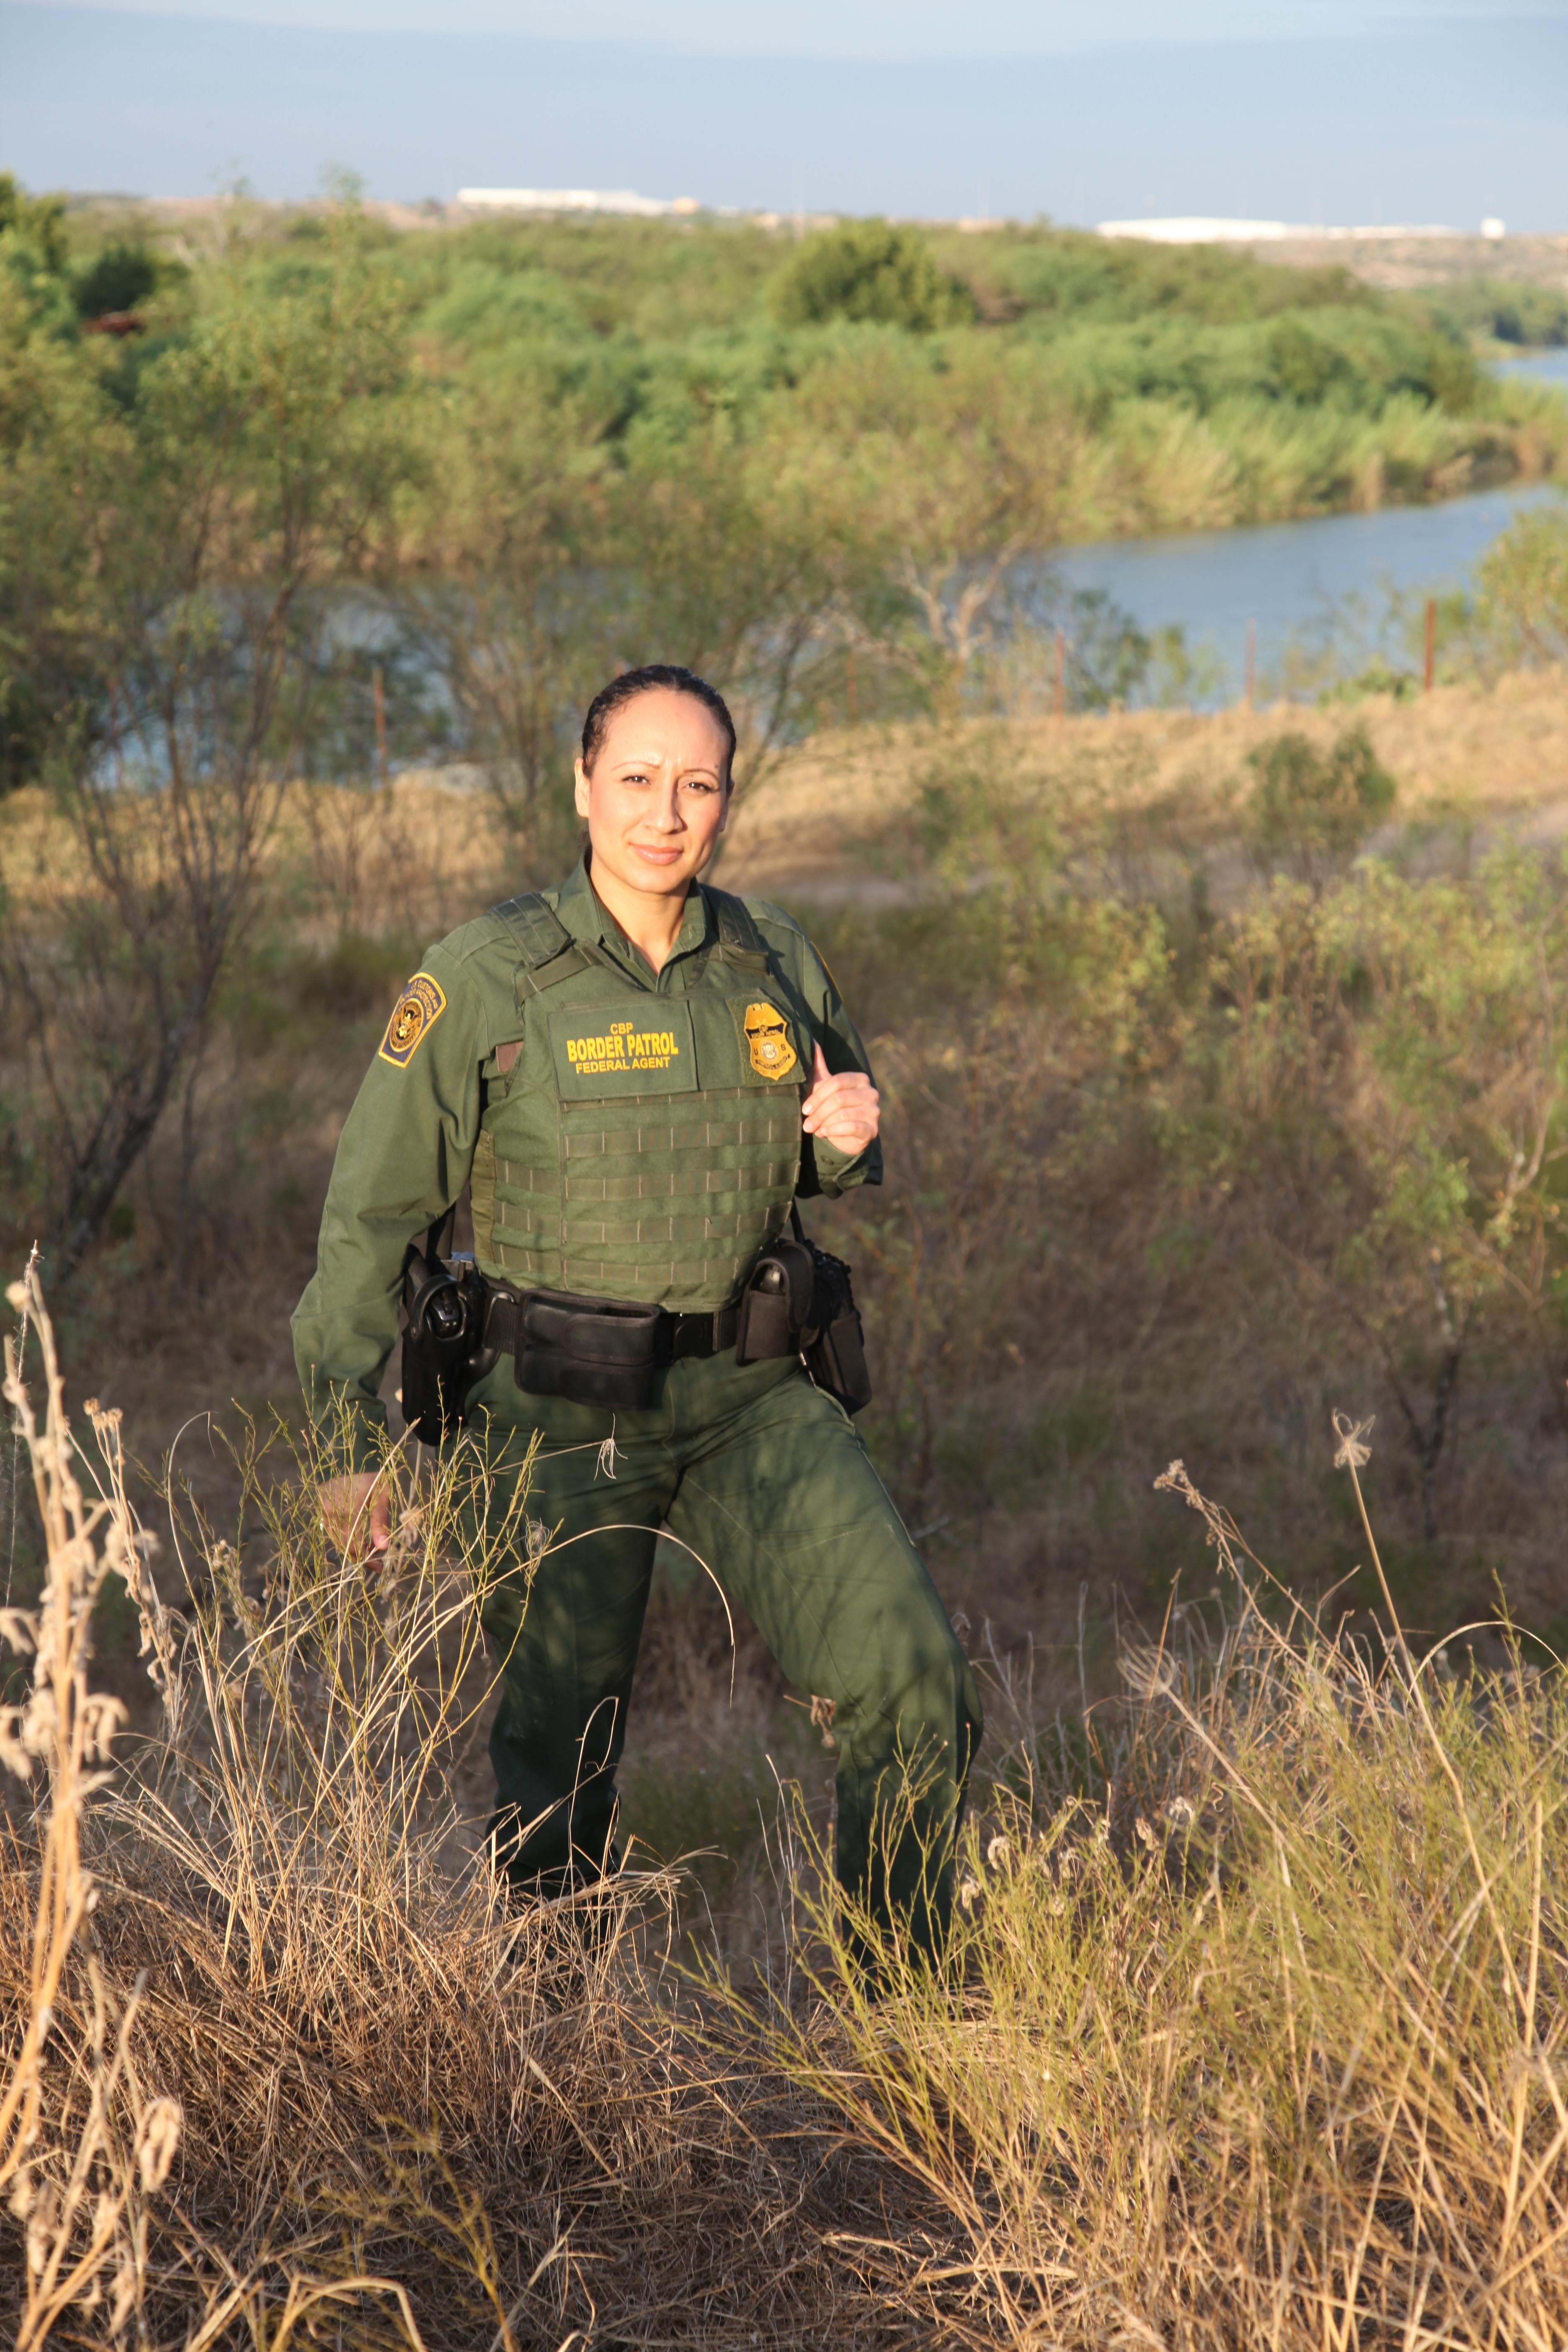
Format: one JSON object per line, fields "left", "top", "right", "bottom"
{"left": 671, "top": 1311, "right": 712, "bottom": 1363}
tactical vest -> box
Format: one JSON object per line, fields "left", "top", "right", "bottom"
{"left": 469, "top": 886, "right": 807, "bottom": 1313}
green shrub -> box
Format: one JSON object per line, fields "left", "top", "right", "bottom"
{"left": 771, "top": 220, "right": 976, "bottom": 333}
{"left": 1246, "top": 723, "right": 1397, "bottom": 884}
{"left": 72, "top": 240, "right": 158, "bottom": 320}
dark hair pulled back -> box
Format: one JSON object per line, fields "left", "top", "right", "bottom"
{"left": 580, "top": 665, "right": 737, "bottom": 783}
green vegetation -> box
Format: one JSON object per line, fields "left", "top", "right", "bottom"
{"left": 72, "top": 239, "right": 163, "bottom": 322}
{"left": 1427, "top": 273, "right": 1568, "bottom": 350}
{"left": 805, "top": 720, "right": 1568, "bottom": 1586}
{"left": 770, "top": 217, "right": 976, "bottom": 330}
{"left": 1244, "top": 719, "right": 1396, "bottom": 884}
{"left": 2, "top": 184, "right": 1563, "bottom": 810}
{"left": 6, "top": 181, "right": 1568, "bottom": 2350}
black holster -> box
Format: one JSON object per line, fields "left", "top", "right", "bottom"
{"left": 800, "top": 1238, "right": 873, "bottom": 1415}
{"left": 400, "top": 1238, "right": 484, "bottom": 1446}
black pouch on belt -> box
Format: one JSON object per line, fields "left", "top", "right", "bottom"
{"left": 514, "top": 1289, "right": 665, "bottom": 1412}
{"left": 734, "top": 1240, "right": 817, "bottom": 1367}
{"left": 735, "top": 1215, "right": 873, "bottom": 1416}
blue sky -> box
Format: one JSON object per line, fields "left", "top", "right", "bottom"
{"left": 2, "top": 2, "right": 1564, "bottom": 225}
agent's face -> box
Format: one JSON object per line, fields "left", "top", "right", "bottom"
{"left": 574, "top": 688, "right": 731, "bottom": 900}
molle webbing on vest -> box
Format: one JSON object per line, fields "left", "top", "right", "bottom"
{"left": 480, "top": 884, "right": 805, "bottom": 1311}
{"left": 489, "top": 1087, "right": 799, "bottom": 1310}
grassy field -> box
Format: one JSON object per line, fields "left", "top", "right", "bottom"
{"left": 10, "top": 675, "right": 1568, "bottom": 2340}
{"left": 6, "top": 1261, "right": 1568, "bottom": 2348}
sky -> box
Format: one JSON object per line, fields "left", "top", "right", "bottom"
{"left": 1, "top": 2, "right": 1565, "bottom": 226}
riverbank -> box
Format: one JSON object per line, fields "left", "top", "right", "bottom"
{"left": 11, "top": 667, "right": 1560, "bottom": 922}
{"left": 722, "top": 666, "right": 1568, "bottom": 895}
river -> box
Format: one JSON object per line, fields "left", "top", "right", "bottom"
{"left": 1055, "top": 351, "right": 1568, "bottom": 704}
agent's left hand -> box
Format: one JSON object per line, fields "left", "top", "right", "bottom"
{"left": 801, "top": 1043, "right": 880, "bottom": 1155}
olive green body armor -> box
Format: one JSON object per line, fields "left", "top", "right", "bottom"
{"left": 470, "top": 889, "right": 807, "bottom": 1312}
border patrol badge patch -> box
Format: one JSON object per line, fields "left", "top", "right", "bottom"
{"left": 379, "top": 972, "right": 446, "bottom": 1068}
{"left": 743, "top": 1001, "right": 798, "bottom": 1082}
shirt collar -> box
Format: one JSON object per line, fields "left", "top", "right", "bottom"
{"left": 555, "top": 853, "right": 714, "bottom": 964}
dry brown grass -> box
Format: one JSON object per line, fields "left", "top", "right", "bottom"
{"left": 2, "top": 1260, "right": 183, "bottom": 2348}
{"left": 721, "top": 671, "right": 1568, "bottom": 897}
{"left": 740, "top": 1450, "right": 1568, "bottom": 2352}
{"left": 9, "top": 673, "right": 1568, "bottom": 930}
{"left": 10, "top": 1277, "right": 1568, "bottom": 2347}
{"left": 0, "top": 1279, "right": 973, "bottom": 2347}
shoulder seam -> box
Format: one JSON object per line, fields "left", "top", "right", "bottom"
{"left": 740, "top": 895, "right": 807, "bottom": 936}
{"left": 433, "top": 912, "right": 525, "bottom": 971}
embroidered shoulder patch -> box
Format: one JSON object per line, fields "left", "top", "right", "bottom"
{"left": 379, "top": 972, "right": 447, "bottom": 1068}
{"left": 743, "top": 1000, "right": 799, "bottom": 1082}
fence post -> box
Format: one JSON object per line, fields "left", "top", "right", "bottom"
{"left": 1424, "top": 597, "right": 1436, "bottom": 693}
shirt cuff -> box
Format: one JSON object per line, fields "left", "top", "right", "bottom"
{"left": 806, "top": 1134, "right": 883, "bottom": 1198}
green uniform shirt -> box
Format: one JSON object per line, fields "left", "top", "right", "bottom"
{"left": 292, "top": 857, "right": 881, "bottom": 1465}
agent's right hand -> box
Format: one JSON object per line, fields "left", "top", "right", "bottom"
{"left": 317, "top": 1469, "right": 392, "bottom": 1569}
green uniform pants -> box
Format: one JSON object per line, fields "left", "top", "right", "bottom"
{"left": 463, "top": 1348, "right": 981, "bottom": 1956}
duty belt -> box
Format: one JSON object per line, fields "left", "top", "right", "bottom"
{"left": 480, "top": 1283, "right": 740, "bottom": 1365}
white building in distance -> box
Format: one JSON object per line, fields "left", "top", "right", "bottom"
{"left": 456, "top": 188, "right": 701, "bottom": 217}
{"left": 1097, "top": 217, "right": 1505, "bottom": 244}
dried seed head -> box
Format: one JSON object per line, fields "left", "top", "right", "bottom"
{"left": 24, "top": 2178, "right": 60, "bottom": 2273}
{"left": 137, "top": 2098, "right": 182, "bottom": 2192}
{"left": 1332, "top": 1410, "right": 1375, "bottom": 1471}
{"left": 111, "top": 2255, "right": 138, "bottom": 2335}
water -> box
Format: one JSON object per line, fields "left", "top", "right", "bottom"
{"left": 1500, "top": 349, "right": 1568, "bottom": 391}
{"left": 1055, "top": 349, "right": 1567, "bottom": 704}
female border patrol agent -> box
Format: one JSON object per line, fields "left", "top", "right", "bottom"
{"left": 295, "top": 665, "right": 980, "bottom": 1956}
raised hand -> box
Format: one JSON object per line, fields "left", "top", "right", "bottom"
{"left": 800, "top": 1042, "right": 880, "bottom": 1156}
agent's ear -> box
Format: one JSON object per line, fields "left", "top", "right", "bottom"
{"left": 573, "top": 757, "right": 592, "bottom": 820}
